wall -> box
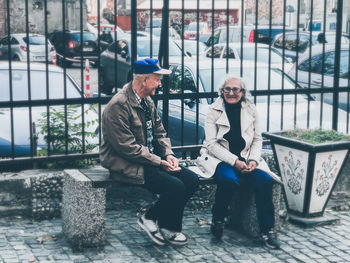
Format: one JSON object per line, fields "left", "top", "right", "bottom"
{"left": 0, "top": 0, "right": 87, "bottom": 36}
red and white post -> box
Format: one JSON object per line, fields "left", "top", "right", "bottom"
{"left": 84, "top": 59, "right": 91, "bottom": 98}
{"left": 52, "top": 54, "right": 56, "bottom": 65}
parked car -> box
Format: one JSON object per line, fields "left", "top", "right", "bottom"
{"left": 100, "top": 35, "right": 183, "bottom": 94}
{"left": 0, "top": 62, "right": 99, "bottom": 157}
{"left": 157, "top": 59, "right": 350, "bottom": 145}
{"left": 288, "top": 44, "right": 349, "bottom": 111}
{"left": 272, "top": 31, "right": 350, "bottom": 62}
{"left": 184, "top": 22, "right": 210, "bottom": 40}
{"left": 202, "top": 43, "right": 293, "bottom": 71}
{"left": 0, "top": 33, "right": 55, "bottom": 63}
{"left": 173, "top": 39, "right": 207, "bottom": 57}
{"left": 145, "top": 18, "right": 163, "bottom": 32}
{"left": 49, "top": 30, "right": 99, "bottom": 67}
{"left": 205, "top": 25, "right": 294, "bottom": 46}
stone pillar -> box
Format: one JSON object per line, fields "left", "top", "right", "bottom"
{"left": 62, "top": 169, "right": 106, "bottom": 249}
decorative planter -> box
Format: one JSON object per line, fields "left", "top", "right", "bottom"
{"left": 263, "top": 131, "right": 350, "bottom": 226}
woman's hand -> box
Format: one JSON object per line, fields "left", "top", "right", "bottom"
{"left": 241, "top": 161, "right": 257, "bottom": 173}
{"left": 234, "top": 160, "right": 248, "bottom": 172}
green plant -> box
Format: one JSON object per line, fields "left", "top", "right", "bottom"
{"left": 282, "top": 129, "right": 350, "bottom": 144}
{"left": 36, "top": 104, "right": 99, "bottom": 167}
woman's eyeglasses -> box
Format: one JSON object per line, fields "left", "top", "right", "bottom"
{"left": 223, "top": 87, "right": 242, "bottom": 94}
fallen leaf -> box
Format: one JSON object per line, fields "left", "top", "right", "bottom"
{"left": 196, "top": 218, "right": 208, "bottom": 226}
{"left": 35, "top": 235, "right": 56, "bottom": 244}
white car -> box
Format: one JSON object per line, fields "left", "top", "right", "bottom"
{"left": 202, "top": 43, "right": 293, "bottom": 72}
{"left": 0, "top": 62, "right": 99, "bottom": 157}
{"left": 288, "top": 44, "right": 349, "bottom": 111}
{"left": 0, "top": 33, "right": 56, "bottom": 63}
{"left": 157, "top": 59, "right": 350, "bottom": 146}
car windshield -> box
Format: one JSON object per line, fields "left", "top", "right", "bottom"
{"left": 146, "top": 19, "right": 162, "bottom": 28}
{"left": 0, "top": 69, "right": 81, "bottom": 101}
{"left": 184, "top": 41, "right": 206, "bottom": 56}
{"left": 237, "top": 47, "right": 287, "bottom": 64}
{"left": 71, "top": 32, "right": 97, "bottom": 42}
{"left": 23, "top": 36, "right": 47, "bottom": 45}
{"left": 137, "top": 39, "right": 182, "bottom": 57}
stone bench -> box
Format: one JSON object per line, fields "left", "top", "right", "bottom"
{"left": 61, "top": 147, "right": 281, "bottom": 249}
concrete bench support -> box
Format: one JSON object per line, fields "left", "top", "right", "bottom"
{"left": 62, "top": 169, "right": 107, "bottom": 249}
{"left": 230, "top": 182, "right": 282, "bottom": 237}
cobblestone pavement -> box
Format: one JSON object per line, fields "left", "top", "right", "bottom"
{"left": 1, "top": 199, "right": 350, "bottom": 263}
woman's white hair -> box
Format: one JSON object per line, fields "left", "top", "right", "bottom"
{"left": 217, "top": 75, "right": 251, "bottom": 102}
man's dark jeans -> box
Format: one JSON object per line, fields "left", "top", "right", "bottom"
{"left": 212, "top": 162, "right": 275, "bottom": 233}
{"left": 143, "top": 165, "right": 199, "bottom": 232}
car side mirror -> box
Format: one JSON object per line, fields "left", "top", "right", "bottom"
{"left": 121, "top": 50, "right": 128, "bottom": 59}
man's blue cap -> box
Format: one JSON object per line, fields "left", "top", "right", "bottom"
{"left": 133, "top": 58, "right": 171, "bottom": 75}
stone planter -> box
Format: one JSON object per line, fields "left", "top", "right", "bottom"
{"left": 263, "top": 132, "right": 350, "bottom": 226}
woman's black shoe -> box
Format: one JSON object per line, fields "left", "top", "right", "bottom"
{"left": 210, "top": 220, "right": 224, "bottom": 239}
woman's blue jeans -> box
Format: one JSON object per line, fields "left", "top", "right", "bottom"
{"left": 212, "top": 162, "right": 275, "bottom": 233}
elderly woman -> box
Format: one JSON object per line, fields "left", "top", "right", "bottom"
{"left": 197, "top": 76, "right": 281, "bottom": 249}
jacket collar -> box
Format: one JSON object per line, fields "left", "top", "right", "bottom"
{"left": 126, "top": 82, "right": 152, "bottom": 109}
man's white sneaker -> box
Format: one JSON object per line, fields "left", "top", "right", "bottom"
{"left": 160, "top": 228, "right": 188, "bottom": 246}
{"left": 137, "top": 215, "right": 165, "bottom": 246}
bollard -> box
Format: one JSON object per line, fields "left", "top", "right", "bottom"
{"left": 84, "top": 59, "right": 91, "bottom": 98}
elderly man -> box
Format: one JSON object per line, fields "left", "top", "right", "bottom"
{"left": 100, "top": 58, "right": 199, "bottom": 246}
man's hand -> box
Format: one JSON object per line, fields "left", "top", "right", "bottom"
{"left": 166, "top": 155, "right": 179, "bottom": 169}
{"left": 241, "top": 161, "right": 257, "bottom": 173}
{"left": 160, "top": 158, "right": 181, "bottom": 172}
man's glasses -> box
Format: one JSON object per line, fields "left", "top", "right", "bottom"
{"left": 223, "top": 87, "right": 242, "bottom": 94}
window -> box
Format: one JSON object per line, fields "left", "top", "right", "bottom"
{"left": 23, "top": 36, "right": 46, "bottom": 45}
{"left": 71, "top": 32, "right": 97, "bottom": 42}
{"left": 281, "top": 34, "right": 309, "bottom": 52}
{"left": 223, "top": 46, "right": 235, "bottom": 59}
{"left": 273, "top": 35, "right": 284, "bottom": 49}
{"left": 206, "top": 46, "right": 223, "bottom": 58}
{"left": 168, "top": 65, "right": 196, "bottom": 94}
{"left": 10, "top": 38, "right": 19, "bottom": 45}
{"left": 298, "top": 52, "right": 336, "bottom": 76}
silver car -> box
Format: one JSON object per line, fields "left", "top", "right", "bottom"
{"left": 157, "top": 59, "right": 350, "bottom": 146}
{"left": 0, "top": 33, "right": 56, "bottom": 63}
{"left": 288, "top": 44, "right": 349, "bottom": 111}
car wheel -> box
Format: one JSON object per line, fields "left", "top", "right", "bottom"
{"left": 13, "top": 55, "right": 20, "bottom": 61}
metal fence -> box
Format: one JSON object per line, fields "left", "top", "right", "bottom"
{"left": 0, "top": 0, "right": 349, "bottom": 168}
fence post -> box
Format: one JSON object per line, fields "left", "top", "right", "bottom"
{"left": 84, "top": 59, "right": 91, "bottom": 98}
{"left": 332, "top": 0, "right": 343, "bottom": 131}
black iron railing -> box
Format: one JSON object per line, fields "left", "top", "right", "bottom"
{"left": 0, "top": 0, "right": 349, "bottom": 168}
